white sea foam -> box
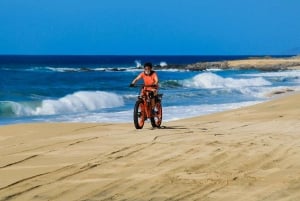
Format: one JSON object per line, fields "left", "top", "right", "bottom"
{"left": 205, "top": 68, "right": 223, "bottom": 72}
{"left": 24, "top": 66, "right": 89, "bottom": 72}
{"left": 135, "top": 60, "right": 142, "bottom": 68}
{"left": 26, "top": 66, "right": 139, "bottom": 73}
{"left": 162, "top": 101, "right": 262, "bottom": 121}
{"left": 9, "top": 91, "right": 124, "bottom": 117}
{"left": 48, "top": 101, "right": 262, "bottom": 123}
{"left": 242, "top": 70, "right": 300, "bottom": 78}
{"left": 45, "top": 67, "right": 76, "bottom": 72}
{"left": 157, "top": 69, "right": 188, "bottom": 72}
{"left": 242, "top": 70, "right": 300, "bottom": 84}
{"left": 182, "top": 72, "right": 272, "bottom": 89}
{"left": 160, "top": 61, "right": 168, "bottom": 67}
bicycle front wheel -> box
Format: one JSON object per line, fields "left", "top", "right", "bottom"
{"left": 134, "top": 100, "right": 145, "bottom": 129}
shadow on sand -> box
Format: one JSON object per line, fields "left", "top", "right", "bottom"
{"left": 153, "top": 125, "right": 188, "bottom": 130}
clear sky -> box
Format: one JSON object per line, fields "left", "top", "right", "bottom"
{"left": 0, "top": 0, "right": 300, "bottom": 55}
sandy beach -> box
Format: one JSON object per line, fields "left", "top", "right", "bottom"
{"left": 0, "top": 92, "right": 300, "bottom": 201}
{"left": 184, "top": 56, "right": 300, "bottom": 71}
{"left": 227, "top": 56, "right": 300, "bottom": 70}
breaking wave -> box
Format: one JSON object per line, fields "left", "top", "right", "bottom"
{"left": 181, "top": 72, "right": 272, "bottom": 89}
{"left": 0, "top": 91, "right": 124, "bottom": 117}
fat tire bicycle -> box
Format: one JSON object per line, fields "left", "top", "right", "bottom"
{"left": 131, "top": 84, "right": 163, "bottom": 129}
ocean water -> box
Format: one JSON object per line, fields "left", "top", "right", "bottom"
{"left": 1, "top": 55, "right": 299, "bottom": 125}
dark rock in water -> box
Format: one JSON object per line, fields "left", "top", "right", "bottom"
{"left": 64, "top": 67, "right": 93, "bottom": 72}
{"left": 79, "top": 67, "right": 93, "bottom": 72}
{"left": 110, "top": 68, "right": 126, "bottom": 71}
{"left": 154, "top": 64, "right": 186, "bottom": 69}
{"left": 153, "top": 62, "right": 229, "bottom": 71}
{"left": 185, "top": 61, "right": 229, "bottom": 71}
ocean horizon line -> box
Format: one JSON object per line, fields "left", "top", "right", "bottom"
{"left": 0, "top": 54, "right": 296, "bottom": 57}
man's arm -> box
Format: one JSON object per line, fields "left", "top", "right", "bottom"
{"left": 153, "top": 73, "right": 159, "bottom": 85}
{"left": 131, "top": 74, "right": 142, "bottom": 85}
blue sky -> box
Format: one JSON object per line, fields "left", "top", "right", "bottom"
{"left": 0, "top": 0, "right": 300, "bottom": 55}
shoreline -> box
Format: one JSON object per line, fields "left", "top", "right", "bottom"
{"left": 1, "top": 92, "right": 299, "bottom": 200}
{"left": 0, "top": 89, "right": 296, "bottom": 127}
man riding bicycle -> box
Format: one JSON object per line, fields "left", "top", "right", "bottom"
{"left": 130, "top": 62, "right": 159, "bottom": 108}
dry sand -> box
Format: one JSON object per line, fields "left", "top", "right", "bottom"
{"left": 0, "top": 92, "right": 300, "bottom": 201}
{"left": 227, "top": 57, "right": 300, "bottom": 70}
{"left": 184, "top": 56, "right": 300, "bottom": 70}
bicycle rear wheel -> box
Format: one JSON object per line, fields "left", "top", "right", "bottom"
{"left": 151, "top": 101, "right": 162, "bottom": 128}
{"left": 134, "top": 100, "right": 145, "bottom": 129}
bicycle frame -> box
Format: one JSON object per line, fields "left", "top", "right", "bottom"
{"left": 138, "top": 88, "right": 154, "bottom": 119}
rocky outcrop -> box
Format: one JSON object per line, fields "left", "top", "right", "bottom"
{"left": 185, "top": 61, "right": 229, "bottom": 70}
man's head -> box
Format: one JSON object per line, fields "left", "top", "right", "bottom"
{"left": 143, "top": 62, "right": 153, "bottom": 75}
{"left": 144, "top": 62, "right": 152, "bottom": 69}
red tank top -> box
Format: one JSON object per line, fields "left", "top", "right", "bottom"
{"left": 139, "top": 71, "right": 158, "bottom": 90}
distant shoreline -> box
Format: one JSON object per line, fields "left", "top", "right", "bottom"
{"left": 155, "top": 55, "right": 300, "bottom": 71}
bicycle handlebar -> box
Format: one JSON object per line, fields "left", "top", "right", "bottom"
{"left": 129, "top": 84, "right": 158, "bottom": 88}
